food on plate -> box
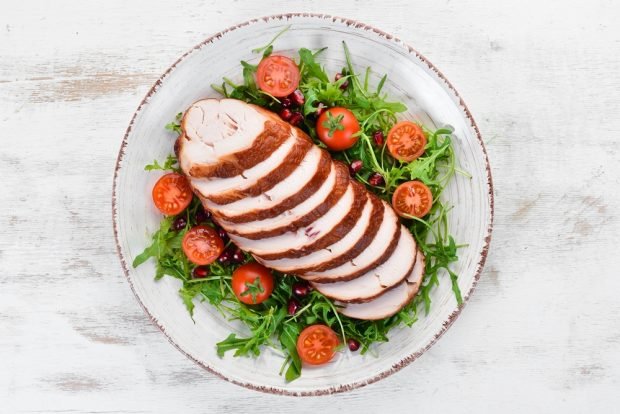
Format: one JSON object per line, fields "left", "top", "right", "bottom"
{"left": 256, "top": 55, "right": 300, "bottom": 97}
{"left": 387, "top": 121, "right": 427, "bottom": 162}
{"left": 231, "top": 262, "right": 274, "bottom": 305}
{"left": 315, "top": 107, "right": 360, "bottom": 150}
{"left": 296, "top": 325, "right": 339, "bottom": 365}
{"left": 176, "top": 97, "right": 425, "bottom": 313}
{"left": 151, "top": 172, "right": 193, "bottom": 215}
{"left": 392, "top": 180, "right": 433, "bottom": 219}
{"left": 133, "top": 30, "right": 463, "bottom": 382}
{"left": 182, "top": 225, "right": 224, "bottom": 265}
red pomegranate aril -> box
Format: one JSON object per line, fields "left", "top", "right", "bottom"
{"left": 289, "top": 89, "right": 305, "bottom": 106}
{"left": 292, "top": 281, "right": 310, "bottom": 298}
{"left": 217, "top": 250, "right": 231, "bottom": 265}
{"left": 335, "top": 72, "right": 349, "bottom": 90}
{"left": 192, "top": 266, "right": 209, "bottom": 279}
{"left": 216, "top": 227, "right": 228, "bottom": 242}
{"left": 287, "top": 298, "right": 301, "bottom": 315}
{"left": 347, "top": 338, "right": 361, "bottom": 351}
{"left": 372, "top": 130, "right": 385, "bottom": 147}
{"left": 231, "top": 247, "right": 245, "bottom": 264}
{"left": 279, "top": 108, "right": 293, "bottom": 121}
{"left": 280, "top": 97, "right": 292, "bottom": 108}
{"left": 170, "top": 216, "right": 187, "bottom": 231}
{"left": 349, "top": 159, "right": 363, "bottom": 176}
{"left": 368, "top": 172, "right": 385, "bottom": 187}
{"left": 289, "top": 111, "right": 304, "bottom": 126}
{"left": 195, "top": 208, "right": 211, "bottom": 224}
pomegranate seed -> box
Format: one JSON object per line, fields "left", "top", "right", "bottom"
{"left": 372, "top": 130, "right": 385, "bottom": 146}
{"left": 170, "top": 216, "right": 187, "bottom": 231}
{"left": 347, "top": 338, "right": 361, "bottom": 351}
{"left": 368, "top": 172, "right": 385, "bottom": 187}
{"left": 280, "top": 97, "right": 292, "bottom": 108}
{"left": 279, "top": 108, "right": 293, "bottom": 121}
{"left": 231, "top": 247, "right": 245, "bottom": 264}
{"left": 192, "top": 266, "right": 209, "bottom": 278}
{"left": 289, "top": 111, "right": 304, "bottom": 126}
{"left": 287, "top": 298, "right": 301, "bottom": 315}
{"left": 335, "top": 72, "right": 349, "bottom": 90}
{"left": 315, "top": 102, "right": 327, "bottom": 117}
{"left": 289, "top": 89, "right": 305, "bottom": 106}
{"left": 217, "top": 250, "right": 231, "bottom": 265}
{"left": 292, "top": 281, "right": 310, "bottom": 298}
{"left": 216, "top": 227, "right": 228, "bottom": 240}
{"left": 349, "top": 159, "right": 363, "bottom": 176}
{"left": 195, "top": 208, "right": 211, "bottom": 224}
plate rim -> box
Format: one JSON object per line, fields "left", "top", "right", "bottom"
{"left": 112, "top": 12, "right": 494, "bottom": 396}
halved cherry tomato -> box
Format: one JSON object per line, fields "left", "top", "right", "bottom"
{"left": 392, "top": 180, "right": 433, "bottom": 218}
{"left": 296, "top": 324, "right": 339, "bottom": 365}
{"left": 152, "top": 173, "right": 193, "bottom": 216}
{"left": 316, "top": 107, "right": 360, "bottom": 151}
{"left": 256, "top": 55, "right": 300, "bottom": 97}
{"left": 387, "top": 121, "right": 427, "bottom": 162}
{"left": 231, "top": 263, "right": 274, "bottom": 305}
{"left": 182, "top": 225, "right": 224, "bottom": 265}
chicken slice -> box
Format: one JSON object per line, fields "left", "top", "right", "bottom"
{"left": 337, "top": 249, "right": 426, "bottom": 320}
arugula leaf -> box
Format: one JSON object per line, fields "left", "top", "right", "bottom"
{"left": 165, "top": 112, "right": 183, "bottom": 134}
{"left": 144, "top": 154, "right": 179, "bottom": 172}
{"left": 252, "top": 25, "right": 290, "bottom": 55}
{"left": 298, "top": 47, "right": 329, "bottom": 83}
{"left": 279, "top": 323, "right": 302, "bottom": 382}
{"left": 132, "top": 216, "right": 174, "bottom": 267}
{"left": 179, "top": 284, "right": 203, "bottom": 318}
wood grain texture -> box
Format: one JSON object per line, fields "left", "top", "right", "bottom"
{"left": 1, "top": 0, "right": 619, "bottom": 412}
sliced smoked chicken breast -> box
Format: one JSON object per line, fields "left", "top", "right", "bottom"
{"left": 256, "top": 195, "right": 381, "bottom": 273}
{"left": 311, "top": 228, "right": 417, "bottom": 303}
{"left": 202, "top": 146, "right": 330, "bottom": 221}
{"left": 229, "top": 182, "right": 366, "bottom": 260}
{"left": 218, "top": 161, "right": 350, "bottom": 240}
{"left": 177, "top": 98, "right": 426, "bottom": 320}
{"left": 178, "top": 99, "right": 289, "bottom": 179}
{"left": 301, "top": 201, "right": 401, "bottom": 283}
{"left": 192, "top": 129, "right": 312, "bottom": 205}
{"left": 336, "top": 249, "right": 426, "bottom": 320}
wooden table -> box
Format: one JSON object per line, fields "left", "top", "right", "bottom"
{"left": 2, "top": 0, "right": 619, "bottom": 412}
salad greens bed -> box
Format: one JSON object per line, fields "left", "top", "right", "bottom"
{"left": 134, "top": 29, "right": 465, "bottom": 382}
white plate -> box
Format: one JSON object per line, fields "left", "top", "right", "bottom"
{"left": 113, "top": 13, "right": 493, "bottom": 396}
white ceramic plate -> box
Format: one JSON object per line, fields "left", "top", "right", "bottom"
{"left": 113, "top": 14, "right": 493, "bottom": 396}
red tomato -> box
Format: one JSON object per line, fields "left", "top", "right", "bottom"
{"left": 387, "top": 121, "right": 427, "bottom": 162}
{"left": 392, "top": 180, "right": 433, "bottom": 218}
{"left": 256, "top": 55, "right": 300, "bottom": 98}
{"left": 152, "top": 173, "right": 193, "bottom": 216}
{"left": 231, "top": 263, "right": 274, "bottom": 305}
{"left": 296, "top": 325, "right": 339, "bottom": 365}
{"left": 316, "top": 107, "right": 360, "bottom": 151}
{"left": 182, "top": 226, "right": 224, "bottom": 265}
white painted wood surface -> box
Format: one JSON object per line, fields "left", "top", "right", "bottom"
{"left": 1, "top": 0, "right": 619, "bottom": 412}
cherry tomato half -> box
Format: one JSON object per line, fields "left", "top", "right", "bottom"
{"left": 152, "top": 173, "right": 193, "bottom": 216}
{"left": 231, "top": 263, "right": 274, "bottom": 305}
{"left": 296, "top": 324, "right": 339, "bottom": 365}
{"left": 387, "top": 121, "right": 427, "bottom": 162}
{"left": 391, "top": 180, "right": 433, "bottom": 218}
{"left": 256, "top": 55, "right": 301, "bottom": 98}
{"left": 316, "top": 107, "right": 361, "bottom": 151}
{"left": 182, "top": 225, "right": 224, "bottom": 265}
